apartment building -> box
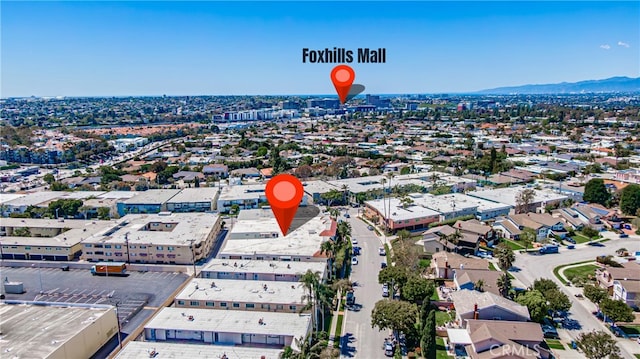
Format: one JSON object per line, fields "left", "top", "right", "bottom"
{"left": 201, "top": 259, "right": 327, "bottom": 282}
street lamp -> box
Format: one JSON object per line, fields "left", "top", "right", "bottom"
{"left": 55, "top": 207, "right": 60, "bottom": 219}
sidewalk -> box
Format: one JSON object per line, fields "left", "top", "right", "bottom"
{"left": 327, "top": 292, "right": 344, "bottom": 348}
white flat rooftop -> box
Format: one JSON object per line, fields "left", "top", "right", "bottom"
{"left": 167, "top": 187, "right": 219, "bottom": 203}
{"left": 115, "top": 341, "right": 283, "bottom": 359}
{"left": 0, "top": 302, "right": 115, "bottom": 359}
{"left": 218, "top": 184, "right": 266, "bottom": 201}
{"left": 84, "top": 212, "right": 220, "bottom": 246}
{"left": 201, "top": 259, "right": 326, "bottom": 278}
{"left": 122, "top": 189, "right": 181, "bottom": 204}
{"left": 468, "top": 186, "right": 568, "bottom": 207}
{"left": 174, "top": 278, "right": 307, "bottom": 306}
{"left": 145, "top": 307, "right": 311, "bottom": 337}
{"left": 219, "top": 211, "right": 330, "bottom": 259}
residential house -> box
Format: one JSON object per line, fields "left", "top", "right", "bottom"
{"left": 596, "top": 262, "right": 640, "bottom": 301}
{"left": 430, "top": 252, "right": 488, "bottom": 279}
{"left": 203, "top": 164, "right": 229, "bottom": 178}
{"left": 454, "top": 269, "right": 504, "bottom": 297}
{"left": 461, "top": 320, "right": 550, "bottom": 359}
{"left": 449, "top": 290, "right": 531, "bottom": 324}
{"left": 494, "top": 213, "right": 565, "bottom": 241}
{"left": 422, "top": 225, "right": 458, "bottom": 253}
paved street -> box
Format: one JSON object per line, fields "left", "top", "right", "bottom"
{"left": 512, "top": 233, "right": 640, "bottom": 359}
{"left": 341, "top": 208, "right": 390, "bottom": 359}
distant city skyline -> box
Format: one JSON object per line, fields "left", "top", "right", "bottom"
{"left": 2, "top": 1, "right": 639, "bottom": 97}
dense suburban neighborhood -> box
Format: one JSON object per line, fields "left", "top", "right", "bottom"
{"left": 1, "top": 93, "right": 640, "bottom": 359}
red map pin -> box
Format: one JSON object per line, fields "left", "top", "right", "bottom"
{"left": 265, "top": 174, "right": 304, "bottom": 236}
{"left": 331, "top": 64, "right": 355, "bottom": 104}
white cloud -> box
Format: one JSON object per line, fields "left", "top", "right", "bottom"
{"left": 600, "top": 44, "right": 611, "bottom": 50}
{"left": 618, "top": 41, "right": 630, "bottom": 48}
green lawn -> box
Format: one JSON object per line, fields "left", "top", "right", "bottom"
{"left": 634, "top": 354, "right": 640, "bottom": 359}
{"left": 501, "top": 238, "right": 526, "bottom": 250}
{"left": 436, "top": 337, "right": 449, "bottom": 359}
{"left": 553, "top": 260, "right": 595, "bottom": 285}
{"left": 436, "top": 310, "right": 454, "bottom": 326}
{"left": 488, "top": 262, "right": 498, "bottom": 271}
{"left": 334, "top": 314, "right": 344, "bottom": 348}
{"left": 620, "top": 325, "right": 640, "bottom": 336}
{"left": 563, "top": 264, "right": 599, "bottom": 282}
{"left": 545, "top": 339, "right": 565, "bottom": 350}
{"left": 572, "top": 233, "right": 592, "bottom": 244}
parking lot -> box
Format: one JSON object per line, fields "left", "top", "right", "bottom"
{"left": 1, "top": 266, "right": 189, "bottom": 333}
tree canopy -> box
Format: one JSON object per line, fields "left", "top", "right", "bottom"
{"left": 515, "top": 290, "right": 547, "bottom": 322}
{"left": 599, "top": 298, "right": 634, "bottom": 325}
{"left": 494, "top": 243, "right": 515, "bottom": 271}
{"left": 583, "top": 179, "right": 611, "bottom": 206}
{"left": 583, "top": 284, "right": 608, "bottom": 305}
{"left": 576, "top": 330, "right": 622, "bottom": 359}
{"left": 371, "top": 299, "right": 418, "bottom": 334}
{"left": 619, "top": 184, "right": 640, "bottom": 215}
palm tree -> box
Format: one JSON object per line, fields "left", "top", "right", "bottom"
{"left": 497, "top": 272, "right": 512, "bottom": 298}
{"left": 474, "top": 279, "right": 485, "bottom": 292}
{"left": 320, "top": 240, "right": 337, "bottom": 279}
{"left": 299, "top": 270, "right": 321, "bottom": 332}
{"left": 336, "top": 221, "right": 352, "bottom": 244}
{"left": 341, "top": 184, "right": 349, "bottom": 205}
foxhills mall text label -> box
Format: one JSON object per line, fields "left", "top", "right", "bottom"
{"left": 302, "top": 48, "right": 386, "bottom": 63}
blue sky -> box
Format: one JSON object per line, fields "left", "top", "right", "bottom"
{"left": 2, "top": 1, "right": 639, "bottom": 97}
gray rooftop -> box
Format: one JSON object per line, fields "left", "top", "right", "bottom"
{"left": 145, "top": 307, "right": 311, "bottom": 337}
{"left": 84, "top": 212, "right": 220, "bottom": 246}
{"left": 201, "top": 259, "right": 326, "bottom": 278}
{"left": 167, "top": 187, "right": 219, "bottom": 204}
{"left": 174, "top": 278, "right": 307, "bottom": 306}
{"left": 123, "top": 189, "right": 181, "bottom": 204}
{"left": 0, "top": 302, "right": 115, "bottom": 358}
{"left": 114, "top": 341, "right": 283, "bottom": 359}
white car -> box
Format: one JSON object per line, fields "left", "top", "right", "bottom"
{"left": 379, "top": 247, "right": 386, "bottom": 256}
{"left": 352, "top": 257, "right": 358, "bottom": 265}
{"left": 351, "top": 238, "right": 358, "bottom": 245}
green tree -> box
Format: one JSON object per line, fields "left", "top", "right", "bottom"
{"left": 575, "top": 330, "right": 622, "bottom": 359}
{"left": 256, "top": 146, "right": 268, "bottom": 157}
{"left": 400, "top": 166, "right": 411, "bottom": 175}
{"left": 533, "top": 278, "right": 558, "bottom": 293}
{"left": 48, "top": 199, "right": 83, "bottom": 218}
{"left": 97, "top": 207, "right": 111, "bottom": 220}
{"left": 583, "top": 284, "right": 608, "bottom": 305}
{"left": 43, "top": 173, "right": 56, "bottom": 184}
{"left": 371, "top": 300, "right": 418, "bottom": 335}
{"left": 421, "top": 309, "right": 436, "bottom": 359}
{"left": 321, "top": 189, "right": 343, "bottom": 207}
{"left": 582, "top": 227, "right": 600, "bottom": 240}
{"left": 378, "top": 266, "right": 409, "bottom": 291}
{"left": 494, "top": 243, "right": 515, "bottom": 271}
{"left": 515, "top": 188, "right": 536, "bottom": 214}
{"left": 401, "top": 276, "right": 435, "bottom": 303}
{"left": 545, "top": 289, "right": 571, "bottom": 313}
{"left": 520, "top": 228, "right": 536, "bottom": 250}
{"left": 599, "top": 298, "right": 634, "bottom": 325}
{"left": 50, "top": 181, "right": 69, "bottom": 191}
{"left": 12, "top": 227, "right": 31, "bottom": 237}
{"left": 497, "top": 272, "right": 512, "bottom": 298}
{"left": 583, "top": 179, "right": 611, "bottom": 206}
{"left": 619, "top": 183, "right": 640, "bottom": 215}
{"left": 515, "top": 289, "right": 547, "bottom": 322}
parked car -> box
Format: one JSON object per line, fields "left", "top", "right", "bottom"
{"left": 574, "top": 293, "right": 584, "bottom": 299}
{"left": 351, "top": 238, "right": 358, "bottom": 245}
{"left": 620, "top": 233, "right": 629, "bottom": 238}
{"left": 344, "top": 213, "right": 350, "bottom": 218}
{"left": 351, "top": 257, "right": 358, "bottom": 265}
{"left": 381, "top": 262, "right": 387, "bottom": 269}
{"left": 565, "top": 237, "right": 576, "bottom": 244}
{"left": 384, "top": 342, "right": 394, "bottom": 357}
{"left": 379, "top": 247, "right": 386, "bottom": 256}
{"left": 382, "top": 285, "right": 389, "bottom": 297}
{"left": 367, "top": 225, "right": 374, "bottom": 231}
{"left": 353, "top": 246, "right": 361, "bottom": 255}
{"left": 542, "top": 325, "right": 559, "bottom": 339}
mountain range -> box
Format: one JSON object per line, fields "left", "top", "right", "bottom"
{"left": 475, "top": 76, "right": 640, "bottom": 94}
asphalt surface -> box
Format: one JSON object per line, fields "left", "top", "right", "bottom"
{"left": 341, "top": 207, "right": 390, "bottom": 359}
{"left": 512, "top": 232, "right": 640, "bottom": 359}
{"left": 1, "top": 266, "right": 189, "bottom": 334}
